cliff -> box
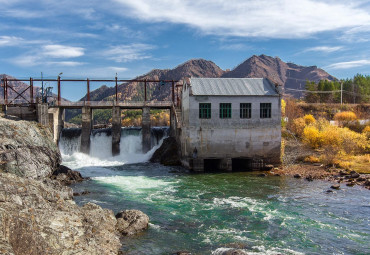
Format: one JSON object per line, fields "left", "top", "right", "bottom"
{"left": 0, "top": 115, "right": 122, "bottom": 255}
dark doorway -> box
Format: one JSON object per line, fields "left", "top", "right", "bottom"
{"left": 204, "top": 159, "right": 222, "bottom": 172}
{"left": 232, "top": 158, "right": 253, "bottom": 172}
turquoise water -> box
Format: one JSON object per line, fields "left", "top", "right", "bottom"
{"left": 70, "top": 163, "right": 370, "bottom": 255}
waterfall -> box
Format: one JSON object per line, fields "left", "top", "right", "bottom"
{"left": 59, "top": 127, "right": 169, "bottom": 168}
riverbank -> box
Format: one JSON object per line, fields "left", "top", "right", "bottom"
{"left": 273, "top": 137, "right": 370, "bottom": 190}
{"left": 0, "top": 115, "right": 148, "bottom": 254}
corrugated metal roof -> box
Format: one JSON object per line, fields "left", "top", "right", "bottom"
{"left": 190, "top": 78, "right": 278, "bottom": 96}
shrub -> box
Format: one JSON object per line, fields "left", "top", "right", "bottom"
{"left": 290, "top": 117, "right": 306, "bottom": 137}
{"left": 363, "top": 125, "right": 370, "bottom": 139}
{"left": 334, "top": 111, "right": 357, "bottom": 126}
{"left": 304, "top": 155, "right": 320, "bottom": 163}
{"left": 303, "top": 114, "right": 316, "bottom": 125}
{"left": 303, "top": 126, "right": 322, "bottom": 148}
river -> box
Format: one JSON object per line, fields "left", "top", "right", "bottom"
{"left": 59, "top": 128, "right": 370, "bottom": 255}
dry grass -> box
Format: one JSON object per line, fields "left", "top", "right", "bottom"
{"left": 334, "top": 154, "right": 370, "bottom": 174}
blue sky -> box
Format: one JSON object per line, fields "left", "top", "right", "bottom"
{"left": 1, "top": 0, "right": 370, "bottom": 100}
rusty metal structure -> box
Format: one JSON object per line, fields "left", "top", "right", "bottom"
{"left": 0, "top": 77, "right": 180, "bottom": 107}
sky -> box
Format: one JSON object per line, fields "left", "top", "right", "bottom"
{"left": 1, "top": 0, "right": 370, "bottom": 100}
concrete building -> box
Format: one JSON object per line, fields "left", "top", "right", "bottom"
{"left": 180, "top": 78, "right": 281, "bottom": 172}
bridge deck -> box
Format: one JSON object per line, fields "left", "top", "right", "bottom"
{"left": 49, "top": 100, "right": 174, "bottom": 109}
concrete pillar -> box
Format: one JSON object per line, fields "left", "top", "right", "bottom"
{"left": 48, "top": 108, "right": 65, "bottom": 144}
{"left": 81, "top": 106, "right": 92, "bottom": 154}
{"left": 142, "top": 107, "right": 151, "bottom": 153}
{"left": 112, "top": 106, "right": 121, "bottom": 156}
{"left": 37, "top": 103, "right": 49, "bottom": 126}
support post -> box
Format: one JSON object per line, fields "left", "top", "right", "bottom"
{"left": 30, "top": 78, "right": 34, "bottom": 104}
{"left": 81, "top": 106, "right": 92, "bottom": 154}
{"left": 57, "top": 76, "right": 61, "bottom": 106}
{"left": 87, "top": 78, "right": 90, "bottom": 102}
{"left": 5, "top": 78, "right": 8, "bottom": 105}
{"left": 142, "top": 107, "right": 151, "bottom": 153}
{"left": 48, "top": 108, "right": 64, "bottom": 144}
{"left": 115, "top": 76, "right": 118, "bottom": 101}
{"left": 37, "top": 103, "right": 49, "bottom": 126}
{"left": 172, "top": 80, "right": 175, "bottom": 104}
{"left": 112, "top": 106, "right": 121, "bottom": 156}
{"left": 144, "top": 80, "right": 147, "bottom": 101}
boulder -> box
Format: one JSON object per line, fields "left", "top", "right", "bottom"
{"left": 0, "top": 117, "right": 60, "bottom": 179}
{"left": 115, "top": 210, "right": 149, "bottom": 236}
{"left": 350, "top": 171, "right": 360, "bottom": 178}
{"left": 331, "top": 184, "right": 340, "bottom": 190}
{"left": 150, "top": 137, "right": 181, "bottom": 166}
{"left": 293, "top": 174, "right": 302, "bottom": 178}
{"left": 306, "top": 175, "right": 314, "bottom": 182}
{"left": 51, "top": 165, "right": 85, "bottom": 185}
{"left": 0, "top": 173, "right": 121, "bottom": 255}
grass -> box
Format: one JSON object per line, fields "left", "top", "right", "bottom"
{"left": 334, "top": 154, "right": 370, "bottom": 174}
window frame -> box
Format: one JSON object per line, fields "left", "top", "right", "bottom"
{"left": 219, "top": 103, "right": 232, "bottom": 119}
{"left": 260, "top": 103, "right": 271, "bottom": 118}
{"left": 240, "top": 103, "right": 252, "bottom": 119}
{"left": 199, "top": 103, "right": 211, "bottom": 119}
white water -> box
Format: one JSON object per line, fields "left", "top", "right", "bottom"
{"left": 60, "top": 128, "right": 166, "bottom": 169}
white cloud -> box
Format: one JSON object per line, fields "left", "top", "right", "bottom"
{"left": 103, "top": 44, "right": 155, "bottom": 62}
{"left": 325, "top": 60, "right": 370, "bottom": 69}
{"left": 42, "top": 45, "right": 85, "bottom": 58}
{"left": 304, "top": 46, "right": 344, "bottom": 53}
{"left": 113, "top": 0, "right": 370, "bottom": 38}
{"left": 0, "top": 36, "right": 24, "bottom": 46}
{"left": 48, "top": 61, "right": 85, "bottom": 66}
{"left": 220, "top": 43, "right": 251, "bottom": 51}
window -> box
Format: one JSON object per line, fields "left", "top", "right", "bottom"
{"left": 199, "top": 103, "right": 211, "bottom": 119}
{"left": 240, "top": 103, "right": 251, "bottom": 119}
{"left": 260, "top": 103, "right": 271, "bottom": 118}
{"left": 219, "top": 103, "right": 232, "bottom": 118}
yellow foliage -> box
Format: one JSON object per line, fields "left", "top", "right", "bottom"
{"left": 334, "top": 111, "right": 357, "bottom": 122}
{"left": 291, "top": 117, "right": 306, "bottom": 137}
{"left": 363, "top": 125, "right": 370, "bottom": 139}
{"left": 281, "top": 99, "right": 286, "bottom": 117}
{"left": 303, "top": 114, "right": 316, "bottom": 125}
{"left": 303, "top": 126, "right": 322, "bottom": 148}
{"left": 304, "top": 155, "right": 320, "bottom": 163}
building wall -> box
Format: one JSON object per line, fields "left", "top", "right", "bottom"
{"left": 180, "top": 93, "right": 281, "bottom": 164}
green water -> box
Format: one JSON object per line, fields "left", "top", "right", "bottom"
{"left": 70, "top": 163, "right": 370, "bottom": 255}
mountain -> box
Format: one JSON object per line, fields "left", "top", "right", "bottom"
{"left": 222, "top": 55, "right": 335, "bottom": 97}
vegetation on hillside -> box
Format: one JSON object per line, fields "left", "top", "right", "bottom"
{"left": 305, "top": 74, "right": 370, "bottom": 103}
{"left": 283, "top": 99, "right": 370, "bottom": 173}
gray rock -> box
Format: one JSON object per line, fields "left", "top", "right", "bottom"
{"left": 0, "top": 118, "right": 60, "bottom": 179}
{"left": 0, "top": 173, "right": 121, "bottom": 255}
{"left": 150, "top": 137, "right": 181, "bottom": 166}
{"left": 331, "top": 184, "right": 340, "bottom": 190}
{"left": 115, "top": 210, "right": 149, "bottom": 236}
{"left": 293, "top": 174, "right": 302, "bottom": 178}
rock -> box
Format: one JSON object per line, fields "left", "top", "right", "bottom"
{"left": 331, "top": 184, "right": 340, "bottom": 190}
{"left": 262, "top": 164, "right": 274, "bottom": 170}
{"left": 0, "top": 173, "right": 121, "bottom": 254}
{"left": 73, "top": 190, "right": 91, "bottom": 196}
{"left": 326, "top": 189, "right": 334, "bottom": 193}
{"left": 257, "top": 173, "right": 267, "bottom": 177}
{"left": 293, "top": 174, "right": 302, "bottom": 178}
{"left": 51, "top": 165, "right": 85, "bottom": 185}
{"left": 364, "top": 180, "right": 370, "bottom": 186}
{"left": 306, "top": 175, "right": 314, "bottom": 182}
{"left": 115, "top": 210, "right": 149, "bottom": 236}
{"left": 215, "top": 249, "right": 249, "bottom": 255}
{"left": 339, "top": 170, "right": 347, "bottom": 176}
{"left": 172, "top": 251, "right": 192, "bottom": 255}
{"left": 150, "top": 137, "right": 181, "bottom": 166}
{"left": 313, "top": 163, "right": 322, "bottom": 166}
{"left": 274, "top": 173, "right": 281, "bottom": 176}
{"left": 346, "top": 182, "right": 355, "bottom": 187}
{"left": 350, "top": 172, "right": 360, "bottom": 178}
{"left": 0, "top": 118, "right": 60, "bottom": 179}
{"left": 357, "top": 177, "right": 366, "bottom": 182}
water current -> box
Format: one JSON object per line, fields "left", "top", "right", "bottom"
{"left": 59, "top": 128, "right": 370, "bottom": 255}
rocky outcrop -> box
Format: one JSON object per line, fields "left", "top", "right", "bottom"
{"left": 0, "top": 173, "right": 121, "bottom": 255}
{"left": 0, "top": 117, "right": 60, "bottom": 179}
{"left": 50, "top": 165, "right": 85, "bottom": 185}
{"left": 150, "top": 137, "right": 181, "bottom": 166}
{"left": 115, "top": 210, "right": 149, "bottom": 236}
